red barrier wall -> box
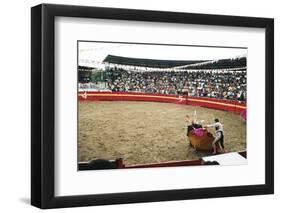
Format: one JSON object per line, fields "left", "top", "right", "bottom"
{"left": 78, "top": 91, "right": 246, "bottom": 114}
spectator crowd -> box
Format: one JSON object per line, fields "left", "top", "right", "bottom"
{"left": 105, "top": 67, "right": 246, "bottom": 101}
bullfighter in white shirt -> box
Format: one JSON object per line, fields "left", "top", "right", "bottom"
{"left": 205, "top": 118, "right": 225, "bottom": 154}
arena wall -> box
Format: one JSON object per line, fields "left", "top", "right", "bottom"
{"left": 78, "top": 91, "right": 246, "bottom": 114}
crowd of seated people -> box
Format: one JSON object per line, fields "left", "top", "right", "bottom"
{"left": 105, "top": 67, "right": 247, "bottom": 101}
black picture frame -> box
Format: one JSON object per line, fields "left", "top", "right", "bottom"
{"left": 31, "top": 3, "right": 274, "bottom": 209}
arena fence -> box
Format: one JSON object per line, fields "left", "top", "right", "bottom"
{"left": 78, "top": 91, "right": 246, "bottom": 114}
{"left": 78, "top": 150, "right": 247, "bottom": 170}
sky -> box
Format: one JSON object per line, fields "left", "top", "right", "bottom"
{"left": 78, "top": 41, "right": 247, "bottom": 68}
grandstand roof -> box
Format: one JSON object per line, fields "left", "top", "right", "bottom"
{"left": 103, "top": 55, "right": 209, "bottom": 68}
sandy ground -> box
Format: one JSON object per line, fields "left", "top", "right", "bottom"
{"left": 78, "top": 101, "right": 246, "bottom": 165}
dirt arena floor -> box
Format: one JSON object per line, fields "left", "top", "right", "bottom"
{"left": 78, "top": 101, "right": 246, "bottom": 165}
